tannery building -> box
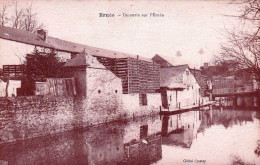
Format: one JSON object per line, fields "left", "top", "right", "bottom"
{"left": 152, "top": 54, "right": 201, "bottom": 110}
{"left": 0, "top": 25, "right": 162, "bottom": 118}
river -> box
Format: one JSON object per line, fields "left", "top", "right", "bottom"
{"left": 0, "top": 109, "right": 259, "bottom": 165}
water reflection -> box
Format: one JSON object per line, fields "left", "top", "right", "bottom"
{"left": 0, "top": 109, "right": 259, "bottom": 165}
{"left": 158, "top": 109, "right": 260, "bottom": 165}
{"left": 161, "top": 111, "right": 201, "bottom": 148}
{"left": 0, "top": 116, "right": 162, "bottom": 165}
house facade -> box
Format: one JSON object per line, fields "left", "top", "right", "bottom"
{"left": 152, "top": 55, "right": 201, "bottom": 110}
{"left": 160, "top": 65, "right": 201, "bottom": 110}
{"left": 212, "top": 71, "right": 259, "bottom": 108}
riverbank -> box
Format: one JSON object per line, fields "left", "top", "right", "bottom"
{"left": 159, "top": 101, "right": 215, "bottom": 115}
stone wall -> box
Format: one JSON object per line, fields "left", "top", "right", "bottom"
{"left": 0, "top": 87, "right": 162, "bottom": 145}
{"left": 64, "top": 67, "right": 87, "bottom": 96}
{"left": 0, "top": 96, "right": 74, "bottom": 144}
{"left": 121, "top": 93, "right": 161, "bottom": 118}
{"left": 86, "top": 67, "right": 123, "bottom": 112}
{"left": 61, "top": 55, "right": 162, "bottom": 126}
{"left": 76, "top": 67, "right": 124, "bottom": 127}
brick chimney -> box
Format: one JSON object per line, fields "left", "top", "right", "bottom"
{"left": 36, "top": 29, "right": 47, "bottom": 41}
{"left": 204, "top": 63, "right": 209, "bottom": 69}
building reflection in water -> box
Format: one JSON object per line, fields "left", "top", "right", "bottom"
{"left": 0, "top": 109, "right": 258, "bottom": 165}
{"left": 158, "top": 109, "right": 259, "bottom": 165}
{"left": 161, "top": 109, "right": 257, "bottom": 149}
{"left": 161, "top": 111, "right": 201, "bottom": 148}
{"left": 0, "top": 116, "right": 163, "bottom": 165}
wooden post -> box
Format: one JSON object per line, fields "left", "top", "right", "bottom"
{"left": 176, "top": 90, "right": 178, "bottom": 108}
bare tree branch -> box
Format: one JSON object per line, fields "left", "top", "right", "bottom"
{"left": 1, "top": 1, "right": 44, "bottom": 32}
{"left": 0, "top": 3, "right": 8, "bottom": 26}
{"left": 216, "top": 0, "right": 260, "bottom": 83}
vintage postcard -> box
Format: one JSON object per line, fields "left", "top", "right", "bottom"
{"left": 0, "top": 0, "right": 259, "bottom": 164}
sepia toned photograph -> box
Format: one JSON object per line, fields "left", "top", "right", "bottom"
{"left": 0, "top": 0, "right": 259, "bottom": 164}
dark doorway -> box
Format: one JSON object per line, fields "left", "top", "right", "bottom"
{"left": 161, "top": 88, "right": 168, "bottom": 108}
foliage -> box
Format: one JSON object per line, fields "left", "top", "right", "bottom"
{"left": 201, "top": 60, "right": 237, "bottom": 78}
{"left": 25, "top": 49, "right": 64, "bottom": 81}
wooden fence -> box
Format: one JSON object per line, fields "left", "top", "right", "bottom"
{"left": 35, "top": 78, "right": 76, "bottom": 96}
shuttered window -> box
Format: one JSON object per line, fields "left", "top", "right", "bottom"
{"left": 139, "top": 93, "right": 148, "bottom": 106}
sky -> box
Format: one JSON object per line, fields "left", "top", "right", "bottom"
{"left": 0, "top": 0, "right": 241, "bottom": 67}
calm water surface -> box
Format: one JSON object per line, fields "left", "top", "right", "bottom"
{"left": 0, "top": 109, "right": 259, "bottom": 165}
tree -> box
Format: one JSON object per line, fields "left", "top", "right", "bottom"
{"left": 25, "top": 48, "right": 64, "bottom": 82}
{"left": 0, "top": 1, "right": 43, "bottom": 32}
{"left": 19, "top": 48, "right": 65, "bottom": 96}
{"left": 217, "top": 0, "right": 260, "bottom": 82}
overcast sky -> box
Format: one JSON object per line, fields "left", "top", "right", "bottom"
{"left": 0, "top": 0, "right": 240, "bottom": 67}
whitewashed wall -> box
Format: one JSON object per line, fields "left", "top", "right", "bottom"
{"left": 121, "top": 93, "right": 161, "bottom": 117}
{"left": 165, "top": 68, "right": 201, "bottom": 109}
{"left": 0, "top": 39, "right": 71, "bottom": 68}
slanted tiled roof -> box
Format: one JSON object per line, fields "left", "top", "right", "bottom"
{"left": 0, "top": 25, "right": 53, "bottom": 48}
{"left": 152, "top": 54, "right": 200, "bottom": 70}
{"left": 0, "top": 25, "right": 152, "bottom": 62}
{"left": 64, "top": 53, "right": 106, "bottom": 69}
{"left": 160, "top": 65, "right": 188, "bottom": 89}
{"left": 64, "top": 53, "right": 88, "bottom": 67}
{"left": 152, "top": 54, "right": 173, "bottom": 68}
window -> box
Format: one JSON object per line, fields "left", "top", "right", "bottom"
{"left": 140, "top": 125, "right": 148, "bottom": 139}
{"left": 140, "top": 94, "right": 148, "bottom": 106}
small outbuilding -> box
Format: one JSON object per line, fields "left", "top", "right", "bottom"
{"left": 63, "top": 52, "right": 123, "bottom": 115}
{"left": 160, "top": 65, "right": 201, "bottom": 110}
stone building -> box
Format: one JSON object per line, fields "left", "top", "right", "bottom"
{"left": 0, "top": 25, "right": 162, "bottom": 116}
{"left": 152, "top": 54, "right": 210, "bottom": 98}
{"left": 152, "top": 54, "right": 203, "bottom": 110}
{"left": 63, "top": 52, "right": 123, "bottom": 113}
